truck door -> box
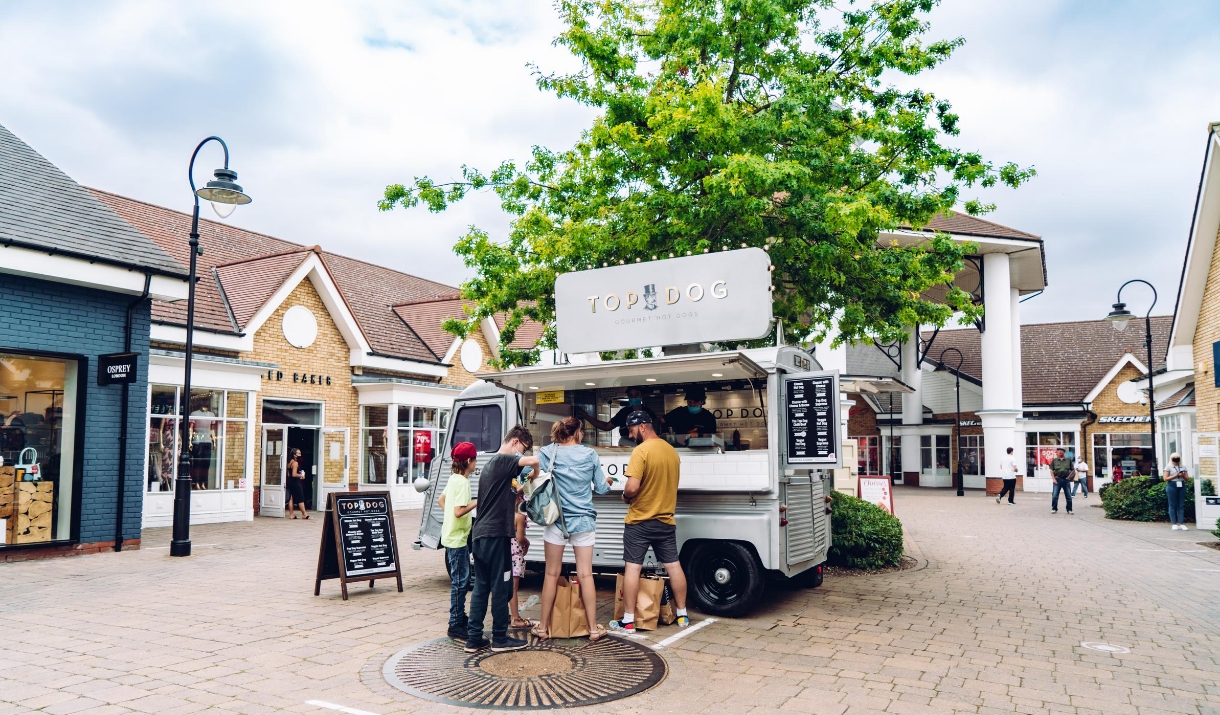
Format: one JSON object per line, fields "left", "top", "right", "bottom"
{"left": 419, "top": 397, "right": 510, "bottom": 549}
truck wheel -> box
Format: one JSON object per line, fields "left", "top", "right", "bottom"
{"left": 791, "top": 564, "right": 824, "bottom": 589}
{"left": 685, "top": 541, "right": 764, "bottom": 617}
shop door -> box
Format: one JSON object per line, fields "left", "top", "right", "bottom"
{"left": 261, "top": 427, "right": 286, "bottom": 517}
{"left": 287, "top": 427, "right": 319, "bottom": 510}
{"left": 321, "top": 428, "right": 350, "bottom": 507}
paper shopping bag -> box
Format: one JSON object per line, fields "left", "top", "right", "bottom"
{"left": 658, "top": 581, "right": 677, "bottom": 626}
{"left": 549, "top": 577, "right": 590, "bottom": 638}
{"left": 613, "top": 573, "right": 663, "bottom": 630}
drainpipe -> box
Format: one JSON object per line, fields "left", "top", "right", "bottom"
{"left": 115, "top": 274, "right": 152, "bottom": 552}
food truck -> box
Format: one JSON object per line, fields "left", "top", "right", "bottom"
{"left": 415, "top": 345, "right": 848, "bottom": 616}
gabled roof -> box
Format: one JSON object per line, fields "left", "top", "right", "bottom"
{"left": 493, "top": 311, "right": 547, "bottom": 351}
{"left": 917, "top": 212, "right": 1040, "bottom": 242}
{"left": 1082, "top": 353, "right": 1148, "bottom": 404}
{"left": 0, "top": 123, "right": 185, "bottom": 277}
{"left": 1168, "top": 123, "right": 1220, "bottom": 370}
{"left": 1157, "top": 383, "right": 1196, "bottom": 410}
{"left": 92, "top": 189, "right": 454, "bottom": 364}
{"left": 393, "top": 296, "right": 466, "bottom": 360}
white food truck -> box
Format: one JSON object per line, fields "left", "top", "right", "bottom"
{"left": 415, "top": 345, "right": 850, "bottom": 617}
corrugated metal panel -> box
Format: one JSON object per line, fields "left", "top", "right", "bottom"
{"left": 812, "top": 477, "right": 829, "bottom": 554}
{"left": 785, "top": 479, "right": 817, "bottom": 565}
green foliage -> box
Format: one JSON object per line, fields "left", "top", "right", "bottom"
{"left": 1100, "top": 476, "right": 1195, "bottom": 523}
{"left": 828, "top": 490, "right": 904, "bottom": 570}
{"left": 1201, "top": 478, "right": 1216, "bottom": 497}
{"left": 381, "top": 0, "right": 1035, "bottom": 367}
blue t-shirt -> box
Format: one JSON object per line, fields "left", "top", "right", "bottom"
{"left": 539, "top": 443, "right": 610, "bottom": 535}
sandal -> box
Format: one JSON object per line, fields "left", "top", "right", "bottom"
{"left": 304, "top": 515, "right": 311, "bottom": 520}
{"left": 588, "top": 624, "right": 607, "bottom": 642}
{"left": 511, "top": 616, "right": 534, "bottom": 629}
{"left": 530, "top": 624, "right": 549, "bottom": 640}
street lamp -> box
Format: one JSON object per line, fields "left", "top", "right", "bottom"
{"left": 170, "top": 137, "right": 251, "bottom": 558}
{"left": 1105, "top": 279, "right": 1158, "bottom": 478}
{"left": 938, "top": 347, "right": 965, "bottom": 497}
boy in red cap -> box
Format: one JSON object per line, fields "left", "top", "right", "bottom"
{"left": 438, "top": 441, "right": 478, "bottom": 641}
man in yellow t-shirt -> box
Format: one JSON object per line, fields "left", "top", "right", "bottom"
{"left": 609, "top": 410, "right": 690, "bottom": 634}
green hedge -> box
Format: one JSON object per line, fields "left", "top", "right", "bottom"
{"left": 828, "top": 491, "right": 904, "bottom": 570}
{"left": 1099, "top": 476, "right": 1195, "bottom": 522}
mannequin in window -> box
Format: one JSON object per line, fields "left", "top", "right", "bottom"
{"left": 189, "top": 405, "right": 217, "bottom": 489}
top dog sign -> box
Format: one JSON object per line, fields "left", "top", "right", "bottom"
{"left": 554, "top": 248, "right": 774, "bottom": 354}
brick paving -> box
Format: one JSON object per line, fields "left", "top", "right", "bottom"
{"left": 2, "top": 487, "right": 1220, "bottom": 714}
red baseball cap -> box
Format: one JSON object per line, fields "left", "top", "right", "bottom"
{"left": 452, "top": 442, "right": 477, "bottom": 461}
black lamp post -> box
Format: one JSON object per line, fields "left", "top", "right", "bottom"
{"left": 1105, "top": 280, "right": 1158, "bottom": 479}
{"left": 939, "top": 347, "right": 965, "bottom": 497}
{"left": 170, "top": 137, "right": 252, "bottom": 558}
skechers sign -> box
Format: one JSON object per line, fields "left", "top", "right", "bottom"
{"left": 554, "top": 248, "right": 773, "bottom": 354}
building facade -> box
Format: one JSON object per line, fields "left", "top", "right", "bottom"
{"left": 0, "top": 123, "right": 188, "bottom": 560}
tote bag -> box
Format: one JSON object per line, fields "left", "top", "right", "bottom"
{"left": 521, "top": 445, "right": 567, "bottom": 535}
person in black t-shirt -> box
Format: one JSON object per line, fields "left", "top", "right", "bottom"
{"left": 663, "top": 385, "right": 717, "bottom": 441}
{"left": 575, "top": 387, "right": 660, "bottom": 446}
{"left": 465, "top": 425, "right": 538, "bottom": 653}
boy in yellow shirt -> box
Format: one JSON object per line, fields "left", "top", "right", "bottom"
{"left": 439, "top": 442, "right": 478, "bottom": 641}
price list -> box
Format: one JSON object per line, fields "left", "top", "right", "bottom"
{"left": 785, "top": 375, "right": 837, "bottom": 464}
{"left": 336, "top": 495, "right": 397, "bottom": 577}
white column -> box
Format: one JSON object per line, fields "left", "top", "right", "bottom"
{"left": 980, "top": 254, "right": 1020, "bottom": 486}
{"left": 900, "top": 326, "right": 923, "bottom": 477}
{"left": 1010, "top": 288, "right": 1025, "bottom": 454}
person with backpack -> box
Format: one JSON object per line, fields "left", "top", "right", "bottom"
{"left": 465, "top": 425, "right": 536, "bottom": 654}
{"left": 531, "top": 416, "right": 614, "bottom": 642}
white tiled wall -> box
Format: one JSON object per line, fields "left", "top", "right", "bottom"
{"left": 597, "top": 451, "right": 769, "bottom": 492}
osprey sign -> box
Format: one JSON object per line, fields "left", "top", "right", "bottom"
{"left": 555, "top": 248, "right": 773, "bottom": 354}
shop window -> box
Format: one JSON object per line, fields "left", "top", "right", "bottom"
{"left": 453, "top": 405, "right": 503, "bottom": 453}
{"left": 920, "top": 435, "right": 932, "bottom": 471}
{"left": 1160, "top": 414, "right": 1181, "bottom": 464}
{"left": 1025, "top": 431, "right": 1076, "bottom": 478}
{"left": 884, "top": 436, "right": 901, "bottom": 478}
{"left": 361, "top": 406, "right": 389, "bottom": 485}
{"left": 920, "top": 435, "right": 950, "bottom": 475}
{"left": 147, "top": 387, "right": 249, "bottom": 492}
{"left": 0, "top": 351, "right": 79, "bottom": 546}
{"left": 854, "top": 436, "right": 880, "bottom": 475}
{"left": 396, "top": 406, "right": 449, "bottom": 486}
{"left": 1093, "top": 432, "right": 1152, "bottom": 479}
{"left": 959, "top": 435, "right": 984, "bottom": 476}
{"left": 262, "top": 399, "right": 321, "bottom": 426}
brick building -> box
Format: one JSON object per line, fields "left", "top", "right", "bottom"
{"left": 85, "top": 191, "right": 540, "bottom": 528}
{"left": 0, "top": 123, "right": 188, "bottom": 559}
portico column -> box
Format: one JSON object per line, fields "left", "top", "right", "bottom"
{"left": 901, "top": 325, "right": 923, "bottom": 484}
{"left": 1010, "top": 288, "right": 1025, "bottom": 464}
{"left": 980, "top": 254, "right": 1019, "bottom": 495}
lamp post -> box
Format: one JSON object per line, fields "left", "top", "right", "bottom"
{"left": 1105, "top": 280, "right": 1159, "bottom": 479}
{"left": 939, "top": 347, "right": 965, "bottom": 497}
{"left": 170, "top": 137, "right": 252, "bottom": 558}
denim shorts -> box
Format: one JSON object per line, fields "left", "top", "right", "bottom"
{"left": 623, "top": 520, "right": 679, "bottom": 565}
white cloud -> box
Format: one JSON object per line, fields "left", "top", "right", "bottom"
{"left": 1, "top": 0, "right": 1218, "bottom": 326}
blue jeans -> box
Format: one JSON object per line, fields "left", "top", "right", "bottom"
{"left": 1071, "top": 478, "right": 1089, "bottom": 497}
{"left": 1051, "top": 477, "right": 1073, "bottom": 512}
{"left": 467, "top": 536, "right": 512, "bottom": 643}
{"left": 446, "top": 545, "right": 471, "bottom": 630}
{"left": 1166, "top": 481, "right": 1187, "bottom": 525}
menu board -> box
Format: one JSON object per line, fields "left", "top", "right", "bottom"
{"left": 783, "top": 372, "right": 840, "bottom": 467}
{"left": 315, "top": 491, "right": 403, "bottom": 599}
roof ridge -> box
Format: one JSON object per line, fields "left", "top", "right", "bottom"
{"left": 392, "top": 294, "right": 466, "bottom": 309}
{"left": 214, "top": 248, "right": 311, "bottom": 269}
{"left": 318, "top": 251, "right": 457, "bottom": 293}
{"left": 940, "top": 210, "right": 1040, "bottom": 239}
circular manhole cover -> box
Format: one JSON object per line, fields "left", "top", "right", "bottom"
{"left": 383, "top": 636, "right": 667, "bottom": 709}
{"left": 1081, "top": 641, "right": 1131, "bottom": 654}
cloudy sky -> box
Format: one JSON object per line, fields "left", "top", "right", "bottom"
{"left": 2, "top": 0, "right": 1218, "bottom": 327}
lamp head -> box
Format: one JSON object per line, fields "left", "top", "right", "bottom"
{"left": 195, "top": 167, "right": 251, "bottom": 219}
{"left": 1106, "top": 302, "right": 1133, "bottom": 332}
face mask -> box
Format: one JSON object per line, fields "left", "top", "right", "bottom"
{"left": 628, "top": 397, "right": 643, "bottom": 406}
{"left": 687, "top": 405, "right": 701, "bottom": 414}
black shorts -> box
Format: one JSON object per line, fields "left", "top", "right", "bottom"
{"left": 286, "top": 478, "right": 307, "bottom": 503}
{"left": 622, "top": 520, "right": 679, "bottom": 565}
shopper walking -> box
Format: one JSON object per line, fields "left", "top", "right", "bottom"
{"left": 1163, "top": 452, "right": 1189, "bottom": 530}
{"left": 1112, "top": 462, "right": 1124, "bottom": 483}
{"left": 996, "top": 446, "right": 1018, "bottom": 505}
{"left": 609, "top": 410, "right": 690, "bottom": 634}
{"left": 286, "top": 448, "right": 309, "bottom": 519}
{"left": 438, "top": 442, "right": 478, "bottom": 641}
{"left": 466, "top": 426, "right": 536, "bottom": 654}
{"left": 1050, "top": 447, "right": 1074, "bottom": 514}
{"left": 531, "top": 416, "right": 614, "bottom": 642}
{"left": 1072, "top": 455, "right": 1090, "bottom": 499}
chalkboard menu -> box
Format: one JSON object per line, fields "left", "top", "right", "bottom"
{"left": 315, "top": 491, "right": 403, "bottom": 600}
{"left": 783, "top": 372, "right": 840, "bottom": 467}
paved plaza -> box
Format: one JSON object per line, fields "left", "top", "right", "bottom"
{"left": 3, "top": 488, "right": 1220, "bottom": 715}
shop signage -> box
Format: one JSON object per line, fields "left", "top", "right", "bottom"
{"left": 97, "top": 352, "right": 139, "bottom": 386}
{"left": 314, "top": 491, "right": 403, "bottom": 600}
{"left": 1098, "top": 415, "right": 1152, "bottom": 423}
{"left": 959, "top": 420, "right": 980, "bottom": 427}
{"left": 554, "top": 248, "right": 773, "bottom": 354}
{"left": 782, "top": 371, "right": 840, "bottom": 468}
{"left": 537, "top": 390, "right": 565, "bottom": 405}
{"left": 266, "top": 370, "right": 333, "bottom": 386}
{"left": 858, "top": 476, "right": 895, "bottom": 515}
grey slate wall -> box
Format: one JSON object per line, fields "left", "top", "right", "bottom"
{"left": 0, "top": 272, "right": 148, "bottom": 545}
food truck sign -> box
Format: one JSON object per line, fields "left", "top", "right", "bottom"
{"left": 782, "top": 371, "right": 841, "bottom": 469}
{"left": 554, "top": 248, "right": 773, "bottom": 354}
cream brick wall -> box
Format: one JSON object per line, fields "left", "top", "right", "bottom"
{"left": 1090, "top": 363, "right": 1155, "bottom": 435}
{"left": 1194, "top": 223, "right": 1220, "bottom": 433}
{"left": 439, "top": 326, "right": 498, "bottom": 388}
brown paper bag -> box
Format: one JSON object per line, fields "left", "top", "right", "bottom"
{"left": 549, "top": 577, "right": 590, "bottom": 638}
{"left": 613, "top": 573, "right": 664, "bottom": 630}
{"left": 658, "top": 581, "right": 677, "bottom": 626}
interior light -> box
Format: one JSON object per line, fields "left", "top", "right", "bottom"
{"left": 711, "top": 373, "right": 723, "bottom": 377}
{"left": 528, "top": 386, "right": 539, "bottom": 389}
{"left": 645, "top": 378, "right": 657, "bottom": 382}
{"left": 585, "top": 382, "right": 596, "bottom": 386}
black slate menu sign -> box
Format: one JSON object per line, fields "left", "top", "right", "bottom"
{"left": 315, "top": 491, "right": 403, "bottom": 600}
{"left": 784, "top": 373, "right": 839, "bottom": 467}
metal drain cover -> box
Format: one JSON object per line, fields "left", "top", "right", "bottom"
{"left": 382, "top": 636, "right": 667, "bottom": 709}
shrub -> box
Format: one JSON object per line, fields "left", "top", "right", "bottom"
{"left": 1100, "top": 476, "right": 1195, "bottom": 522}
{"left": 828, "top": 491, "right": 904, "bottom": 570}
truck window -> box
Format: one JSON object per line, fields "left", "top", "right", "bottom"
{"left": 452, "top": 404, "right": 503, "bottom": 453}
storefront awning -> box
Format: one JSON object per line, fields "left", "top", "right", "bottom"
{"left": 840, "top": 375, "right": 914, "bottom": 394}
{"left": 483, "top": 352, "right": 768, "bottom": 393}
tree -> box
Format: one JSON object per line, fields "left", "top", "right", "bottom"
{"left": 381, "top": 0, "right": 1034, "bottom": 368}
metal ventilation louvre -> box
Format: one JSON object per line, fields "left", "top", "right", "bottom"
{"left": 784, "top": 476, "right": 817, "bottom": 566}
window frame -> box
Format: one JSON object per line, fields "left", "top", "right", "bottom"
{"left": 145, "top": 386, "right": 249, "bottom": 493}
